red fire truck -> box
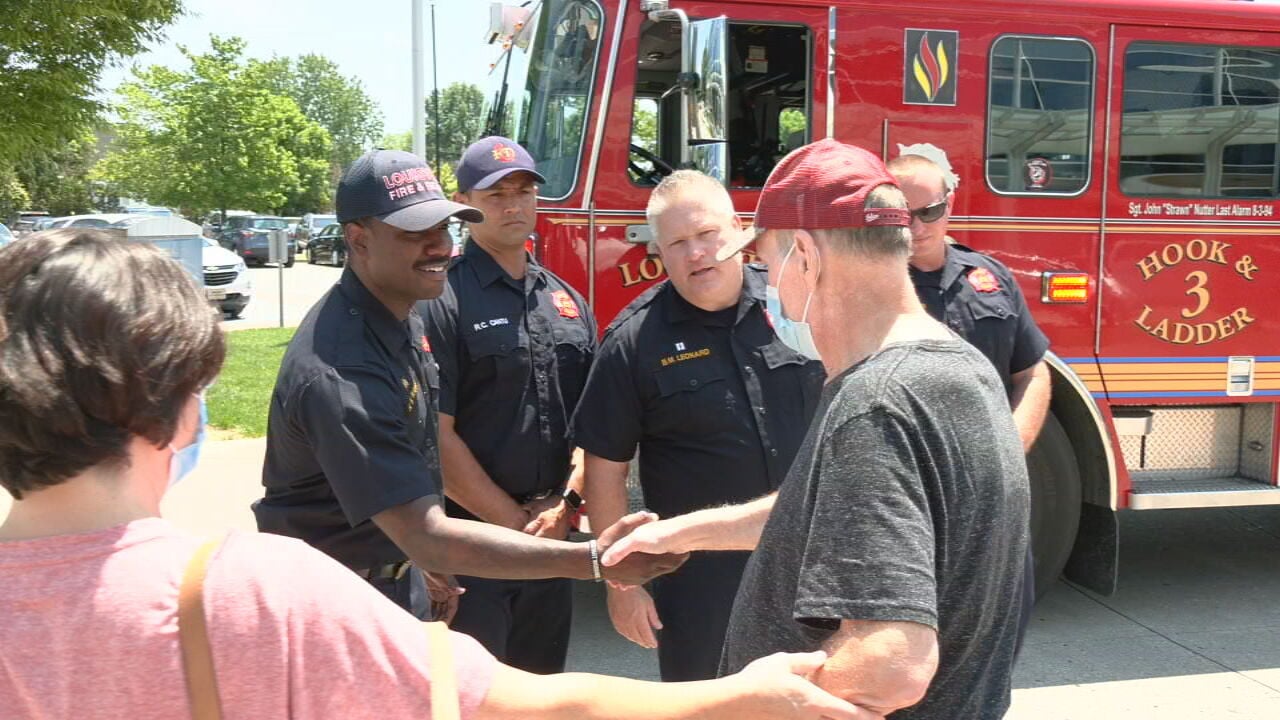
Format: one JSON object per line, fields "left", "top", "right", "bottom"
{"left": 482, "top": 0, "right": 1280, "bottom": 595}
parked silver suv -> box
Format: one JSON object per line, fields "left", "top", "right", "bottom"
{"left": 295, "top": 212, "right": 336, "bottom": 251}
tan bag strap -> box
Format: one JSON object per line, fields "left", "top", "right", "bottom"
{"left": 179, "top": 543, "right": 457, "bottom": 720}
{"left": 179, "top": 539, "right": 224, "bottom": 720}
{"left": 426, "top": 621, "right": 461, "bottom": 720}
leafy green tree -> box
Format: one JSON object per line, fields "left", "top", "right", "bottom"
{"left": 779, "top": 108, "right": 807, "bottom": 143}
{"left": 16, "top": 128, "right": 101, "bottom": 216}
{"left": 632, "top": 103, "right": 658, "bottom": 153}
{"left": 385, "top": 83, "right": 491, "bottom": 175}
{"left": 95, "top": 37, "right": 332, "bottom": 218}
{"left": 249, "top": 54, "right": 383, "bottom": 170}
{"left": 0, "top": 166, "right": 32, "bottom": 220}
{"left": 0, "top": 0, "right": 183, "bottom": 165}
{"left": 425, "top": 83, "right": 485, "bottom": 167}
{"left": 438, "top": 163, "right": 459, "bottom": 198}
{"left": 380, "top": 131, "right": 413, "bottom": 152}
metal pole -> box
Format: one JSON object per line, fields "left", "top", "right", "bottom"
{"left": 269, "top": 230, "right": 286, "bottom": 328}
{"left": 412, "top": 0, "right": 426, "bottom": 158}
{"left": 431, "top": 1, "right": 441, "bottom": 173}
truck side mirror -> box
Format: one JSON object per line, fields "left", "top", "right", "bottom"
{"left": 686, "top": 17, "right": 729, "bottom": 184}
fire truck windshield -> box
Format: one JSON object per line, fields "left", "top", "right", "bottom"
{"left": 483, "top": 0, "right": 603, "bottom": 199}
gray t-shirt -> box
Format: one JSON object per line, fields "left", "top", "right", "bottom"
{"left": 720, "top": 338, "right": 1029, "bottom": 720}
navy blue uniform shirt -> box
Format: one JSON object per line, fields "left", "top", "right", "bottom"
{"left": 255, "top": 268, "right": 441, "bottom": 570}
{"left": 418, "top": 241, "right": 596, "bottom": 516}
{"left": 571, "top": 264, "right": 826, "bottom": 520}
{"left": 909, "top": 244, "right": 1049, "bottom": 391}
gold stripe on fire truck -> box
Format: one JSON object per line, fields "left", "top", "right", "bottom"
{"left": 546, "top": 216, "right": 1280, "bottom": 235}
{"left": 1067, "top": 361, "right": 1280, "bottom": 393}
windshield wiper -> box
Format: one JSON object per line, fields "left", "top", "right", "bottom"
{"left": 486, "top": 48, "right": 516, "bottom": 138}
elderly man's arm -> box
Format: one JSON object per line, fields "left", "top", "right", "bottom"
{"left": 374, "top": 497, "right": 687, "bottom": 583}
{"left": 1009, "top": 360, "right": 1051, "bottom": 452}
{"left": 815, "top": 620, "right": 939, "bottom": 716}
{"left": 599, "top": 491, "right": 777, "bottom": 566}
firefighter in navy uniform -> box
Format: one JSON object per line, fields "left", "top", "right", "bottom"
{"left": 888, "top": 151, "right": 1051, "bottom": 646}
{"left": 571, "top": 171, "right": 826, "bottom": 681}
{"left": 255, "top": 149, "right": 684, "bottom": 622}
{"left": 418, "top": 137, "right": 597, "bottom": 673}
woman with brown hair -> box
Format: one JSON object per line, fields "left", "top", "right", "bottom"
{"left": 0, "top": 229, "right": 876, "bottom": 720}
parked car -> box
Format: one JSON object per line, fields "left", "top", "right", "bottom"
{"left": 450, "top": 223, "right": 465, "bottom": 256}
{"left": 128, "top": 206, "right": 173, "bottom": 217}
{"left": 307, "top": 223, "right": 346, "bottom": 266}
{"left": 216, "top": 215, "right": 295, "bottom": 267}
{"left": 296, "top": 212, "right": 336, "bottom": 251}
{"left": 282, "top": 215, "right": 302, "bottom": 239}
{"left": 201, "top": 238, "right": 252, "bottom": 318}
{"left": 11, "top": 211, "right": 49, "bottom": 236}
{"left": 41, "top": 214, "right": 133, "bottom": 230}
{"left": 0, "top": 223, "right": 14, "bottom": 247}
{"left": 202, "top": 210, "right": 254, "bottom": 239}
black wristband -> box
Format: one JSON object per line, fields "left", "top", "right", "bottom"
{"left": 562, "top": 487, "right": 584, "bottom": 510}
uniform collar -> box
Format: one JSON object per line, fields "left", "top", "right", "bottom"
{"left": 663, "top": 265, "right": 756, "bottom": 326}
{"left": 940, "top": 244, "right": 979, "bottom": 290}
{"left": 337, "top": 268, "right": 417, "bottom": 355}
{"left": 465, "top": 239, "right": 544, "bottom": 293}
{"left": 738, "top": 264, "right": 768, "bottom": 322}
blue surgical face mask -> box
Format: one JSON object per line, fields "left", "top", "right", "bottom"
{"left": 765, "top": 242, "right": 822, "bottom": 361}
{"left": 168, "top": 394, "right": 207, "bottom": 488}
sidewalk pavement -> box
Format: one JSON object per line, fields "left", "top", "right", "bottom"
{"left": 159, "top": 437, "right": 267, "bottom": 534}
{"left": 0, "top": 438, "right": 268, "bottom": 530}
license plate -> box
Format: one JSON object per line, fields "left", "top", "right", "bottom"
{"left": 207, "top": 288, "right": 227, "bottom": 301}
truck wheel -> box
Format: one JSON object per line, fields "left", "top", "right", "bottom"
{"left": 1026, "top": 413, "right": 1082, "bottom": 600}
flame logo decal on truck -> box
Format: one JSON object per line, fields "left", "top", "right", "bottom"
{"left": 913, "top": 34, "right": 948, "bottom": 102}
{"left": 904, "top": 29, "right": 958, "bottom": 106}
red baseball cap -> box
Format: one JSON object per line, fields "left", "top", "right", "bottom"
{"left": 717, "top": 139, "right": 910, "bottom": 261}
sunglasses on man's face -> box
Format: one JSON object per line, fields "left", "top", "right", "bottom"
{"left": 909, "top": 200, "right": 948, "bottom": 224}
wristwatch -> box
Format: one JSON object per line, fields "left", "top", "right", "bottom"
{"left": 562, "top": 487, "right": 584, "bottom": 511}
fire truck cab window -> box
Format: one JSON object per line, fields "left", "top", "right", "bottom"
{"left": 986, "top": 36, "right": 1095, "bottom": 195}
{"left": 1121, "top": 43, "right": 1280, "bottom": 199}
{"left": 482, "top": 0, "right": 604, "bottom": 200}
{"left": 629, "top": 20, "right": 810, "bottom": 187}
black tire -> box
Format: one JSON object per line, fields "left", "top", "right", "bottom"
{"left": 283, "top": 257, "right": 294, "bottom": 268}
{"left": 308, "top": 250, "right": 317, "bottom": 265}
{"left": 1026, "top": 413, "right": 1082, "bottom": 599}
{"left": 336, "top": 250, "right": 346, "bottom": 267}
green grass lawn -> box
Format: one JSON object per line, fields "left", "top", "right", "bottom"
{"left": 208, "top": 327, "right": 296, "bottom": 438}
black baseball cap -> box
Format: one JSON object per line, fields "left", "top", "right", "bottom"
{"left": 336, "top": 149, "right": 483, "bottom": 230}
{"left": 456, "top": 136, "right": 547, "bottom": 193}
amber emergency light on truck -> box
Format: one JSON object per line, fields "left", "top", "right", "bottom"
{"left": 480, "top": 0, "right": 1280, "bottom": 597}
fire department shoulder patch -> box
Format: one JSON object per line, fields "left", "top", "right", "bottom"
{"left": 967, "top": 267, "right": 1000, "bottom": 293}
{"left": 551, "top": 290, "right": 580, "bottom": 318}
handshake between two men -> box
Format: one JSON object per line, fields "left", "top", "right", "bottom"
{"left": 419, "top": 504, "right": 691, "bottom": 622}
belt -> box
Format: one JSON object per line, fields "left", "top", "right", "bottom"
{"left": 355, "top": 560, "right": 413, "bottom": 581}
{"left": 513, "top": 487, "right": 561, "bottom": 505}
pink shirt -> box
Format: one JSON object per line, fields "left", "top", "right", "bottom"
{"left": 0, "top": 518, "right": 497, "bottom": 719}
